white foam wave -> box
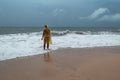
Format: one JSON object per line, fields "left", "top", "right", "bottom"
{"left": 0, "top": 32, "right": 120, "bottom": 60}
{"left": 51, "top": 30, "right": 120, "bottom": 36}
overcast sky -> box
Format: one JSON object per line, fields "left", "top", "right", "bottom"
{"left": 0, "top": 0, "right": 120, "bottom": 27}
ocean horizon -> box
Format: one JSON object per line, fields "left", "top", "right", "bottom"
{"left": 0, "top": 26, "right": 120, "bottom": 35}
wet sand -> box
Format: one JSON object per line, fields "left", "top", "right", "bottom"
{"left": 0, "top": 46, "right": 120, "bottom": 80}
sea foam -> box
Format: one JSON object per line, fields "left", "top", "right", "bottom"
{"left": 0, "top": 32, "right": 120, "bottom": 60}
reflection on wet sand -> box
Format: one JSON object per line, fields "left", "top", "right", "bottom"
{"left": 44, "top": 52, "right": 52, "bottom": 62}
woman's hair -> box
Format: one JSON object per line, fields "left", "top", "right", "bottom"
{"left": 44, "top": 25, "right": 48, "bottom": 28}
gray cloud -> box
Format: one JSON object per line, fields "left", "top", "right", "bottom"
{"left": 98, "top": 13, "right": 120, "bottom": 22}
{"left": 80, "top": 7, "right": 120, "bottom": 22}
{"left": 80, "top": 8, "right": 109, "bottom": 20}
{"left": 52, "top": 8, "right": 64, "bottom": 16}
{"left": 89, "top": 8, "right": 109, "bottom": 19}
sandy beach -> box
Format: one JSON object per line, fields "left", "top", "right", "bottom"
{"left": 0, "top": 46, "right": 120, "bottom": 80}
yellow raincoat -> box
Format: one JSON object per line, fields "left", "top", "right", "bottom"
{"left": 42, "top": 27, "right": 52, "bottom": 45}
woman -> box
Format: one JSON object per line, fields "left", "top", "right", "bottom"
{"left": 41, "top": 25, "right": 52, "bottom": 50}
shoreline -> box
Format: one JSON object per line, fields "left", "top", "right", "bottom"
{"left": 0, "top": 46, "right": 120, "bottom": 80}
{"left": 1, "top": 45, "right": 120, "bottom": 62}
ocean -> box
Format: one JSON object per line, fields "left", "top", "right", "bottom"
{"left": 0, "top": 26, "right": 120, "bottom": 60}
